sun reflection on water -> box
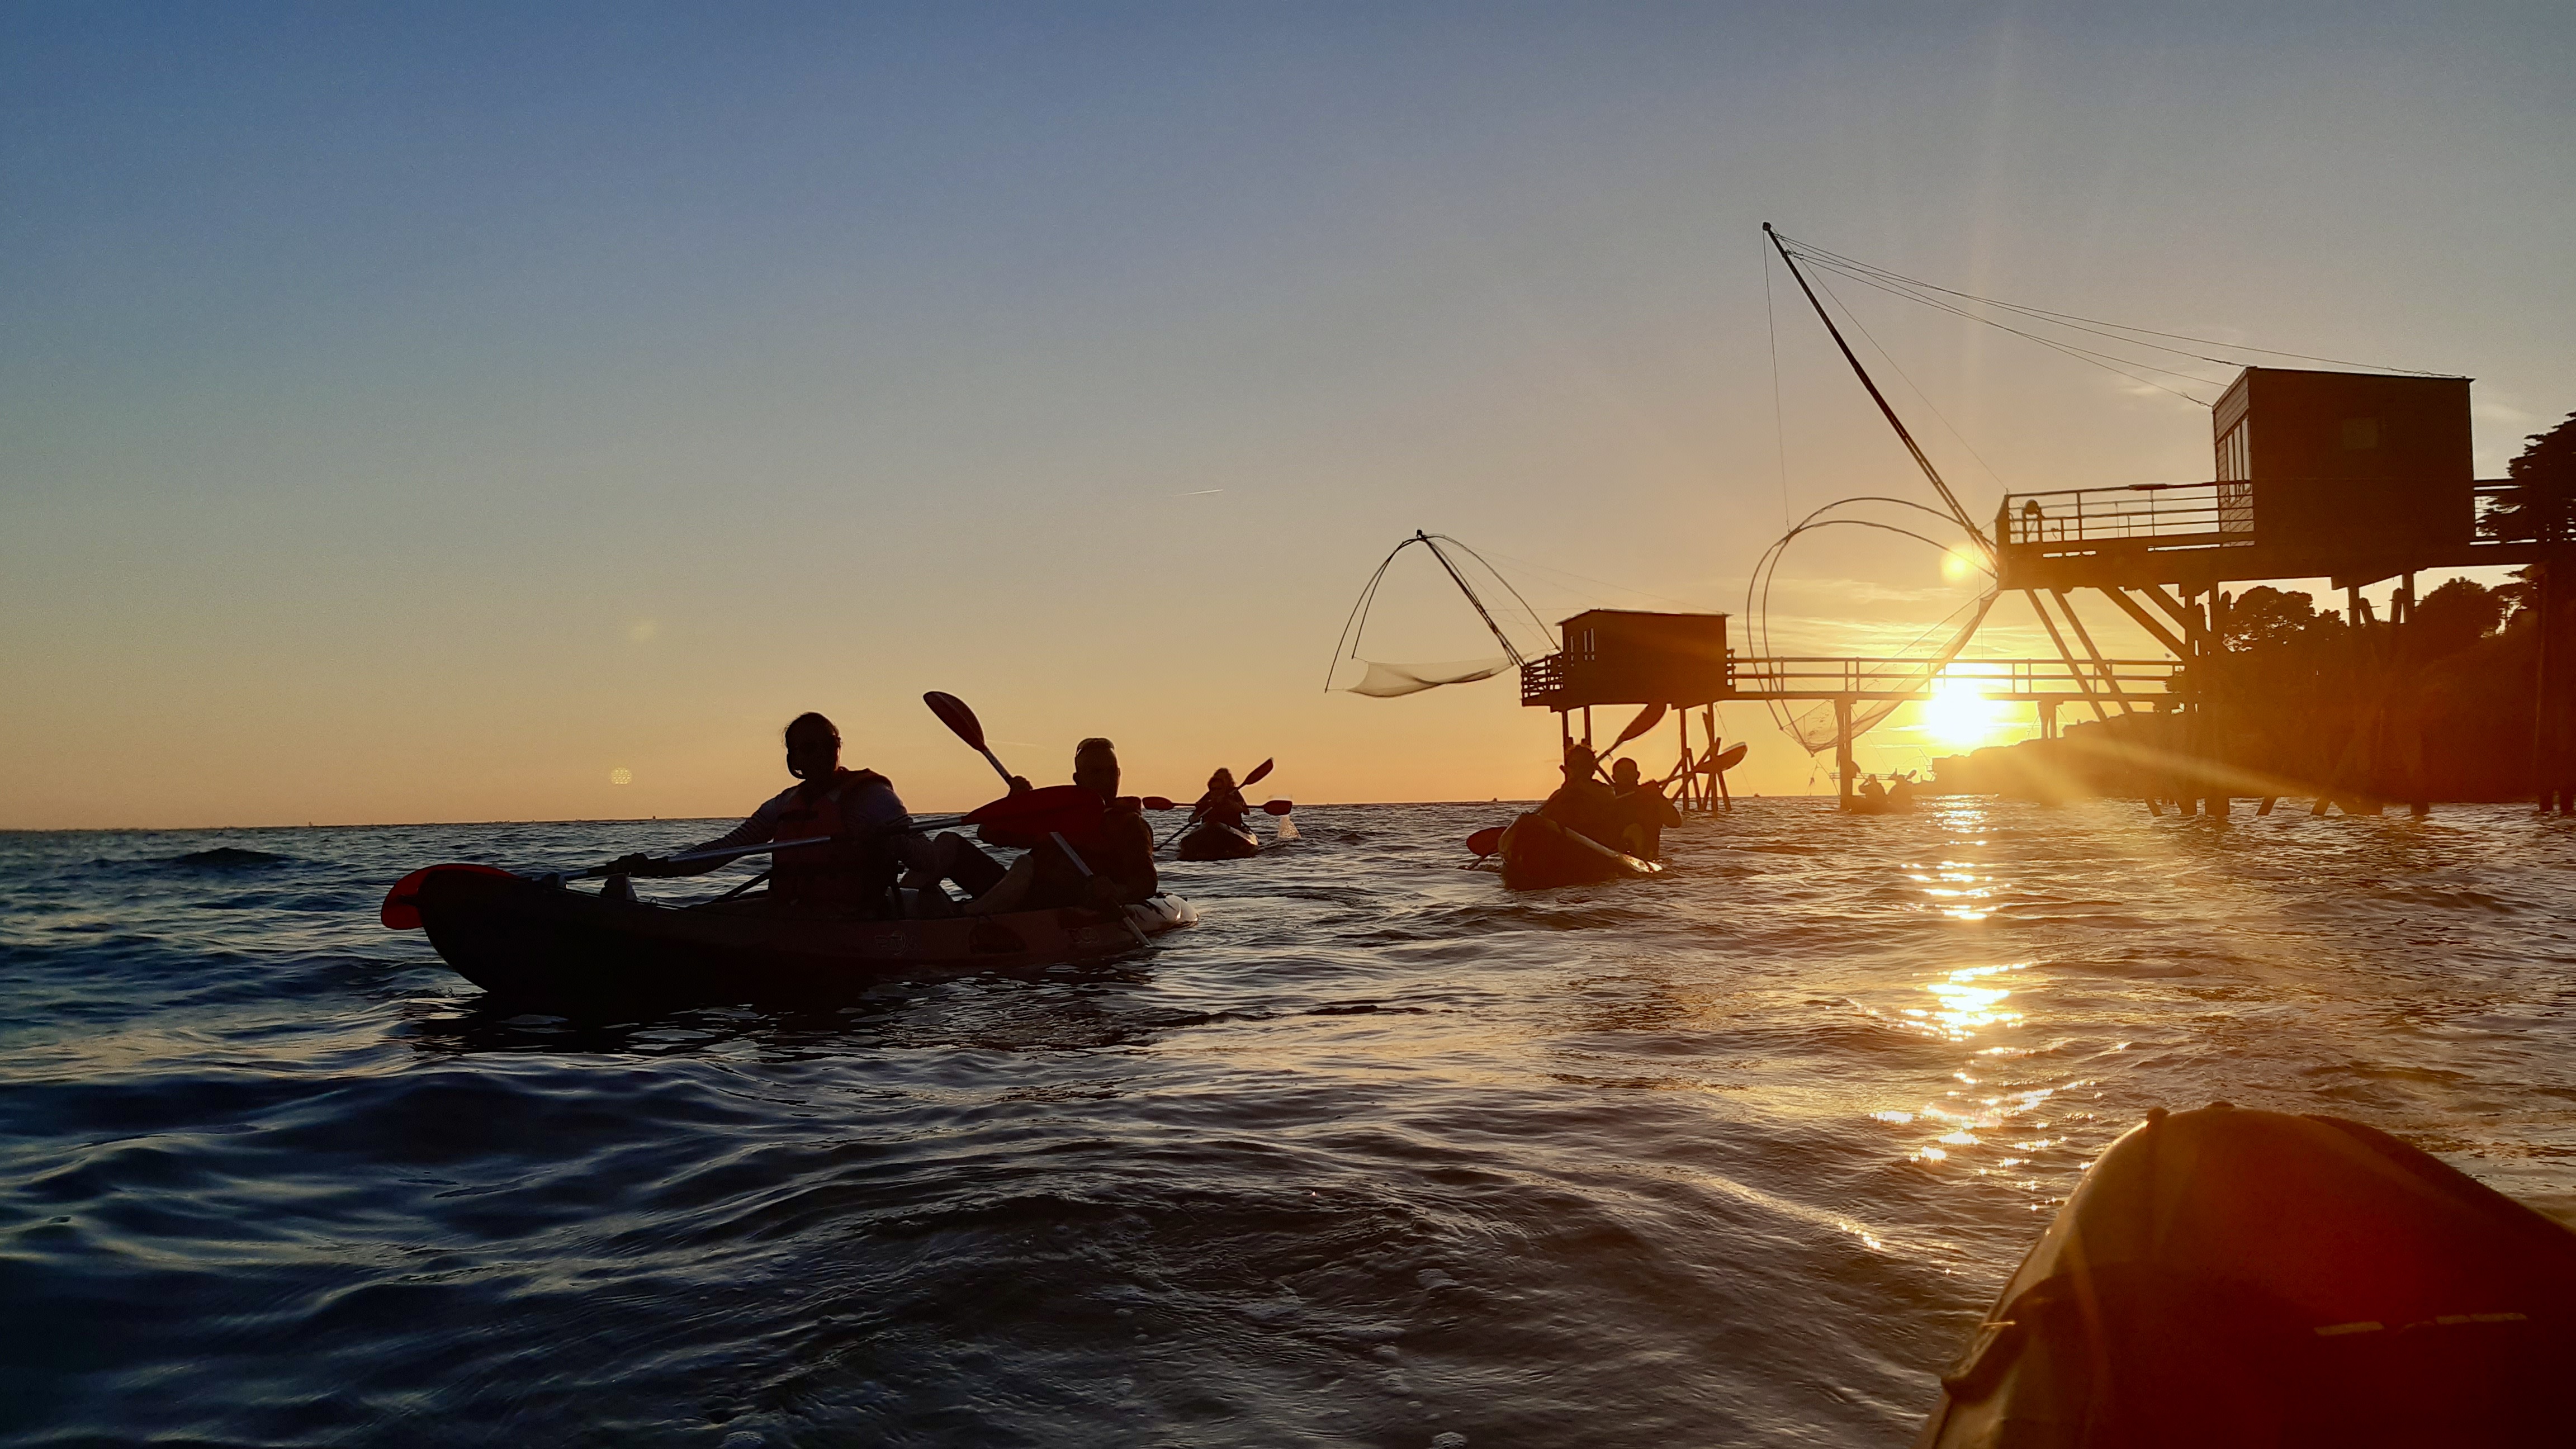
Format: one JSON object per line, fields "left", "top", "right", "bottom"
{"left": 1916, "top": 962, "right": 2026, "bottom": 1040}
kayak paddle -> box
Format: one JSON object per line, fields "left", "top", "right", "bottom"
{"left": 381, "top": 863, "right": 516, "bottom": 929}
{"left": 1594, "top": 703, "right": 1668, "bottom": 774}
{"left": 1464, "top": 826, "right": 1505, "bottom": 862}
{"left": 922, "top": 690, "right": 1151, "bottom": 948}
{"left": 924, "top": 690, "right": 1017, "bottom": 787}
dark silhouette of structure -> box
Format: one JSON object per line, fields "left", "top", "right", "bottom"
{"left": 1519, "top": 607, "right": 2175, "bottom": 809}
{"left": 1990, "top": 364, "right": 2566, "bottom": 814}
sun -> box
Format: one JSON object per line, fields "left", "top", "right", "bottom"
{"left": 1919, "top": 676, "right": 2013, "bottom": 749}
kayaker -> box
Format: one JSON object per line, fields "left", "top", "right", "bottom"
{"left": 1858, "top": 773, "right": 1888, "bottom": 806}
{"left": 610, "top": 712, "right": 918, "bottom": 913}
{"left": 1888, "top": 773, "right": 1919, "bottom": 809}
{"left": 1609, "top": 757, "right": 1681, "bottom": 859}
{"left": 1195, "top": 768, "right": 1250, "bottom": 830}
{"left": 965, "top": 737, "right": 1158, "bottom": 915}
{"left": 1540, "top": 743, "right": 1623, "bottom": 849}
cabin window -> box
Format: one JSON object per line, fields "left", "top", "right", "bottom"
{"left": 2216, "top": 421, "right": 2250, "bottom": 482}
{"left": 2340, "top": 417, "right": 2380, "bottom": 451}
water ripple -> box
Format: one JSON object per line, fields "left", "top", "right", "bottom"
{"left": 4, "top": 801, "right": 2575, "bottom": 1443}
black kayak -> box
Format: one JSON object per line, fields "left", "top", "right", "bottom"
{"left": 391, "top": 866, "right": 1195, "bottom": 1010}
{"left": 1173, "top": 820, "right": 1260, "bottom": 861}
{"left": 1494, "top": 812, "right": 1662, "bottom": 891}
{"left": 1915, "top": 1102, "right": 2576, "bottom": 1448}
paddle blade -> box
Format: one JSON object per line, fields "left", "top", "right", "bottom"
{"left": 1259, "top": 799, "right": 1294, "bottom": 815}
{"left": 380, "top": 863, "right": 515, "bottom": 930}
{"left": 1141, "top": 795, "right": 1177, "bottom": 811}
{"left": 966, "top": 783, "right": 1105, "bottom": 847}
{"left": 1609, "top": 703, "right": 1668, "bottom": 751}
{"left": 922, "top": 691, "right": 987, "bottom": 751}
{"left": 1465, "top": 827, "right": 1505, "bottom": 858}
{"left": 1710, "top": 742, "right": 1748, "bottom": 772}
{"left": 1240, "top": 757, "right": 1275, "bottom": 788}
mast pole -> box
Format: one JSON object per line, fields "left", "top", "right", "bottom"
{"left": 1764, "top": 224, "right": 1991, "bottom": 557}
{"left": 1417, "top": 531, "right": 1526, "bottom": 667}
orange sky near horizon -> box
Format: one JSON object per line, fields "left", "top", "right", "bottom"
{"left": 5, "top": 6, "right": 2571, "bottom": 832}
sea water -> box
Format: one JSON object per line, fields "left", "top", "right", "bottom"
{"left": 4, "top": 800, "right": 2574, "bottom": 1446}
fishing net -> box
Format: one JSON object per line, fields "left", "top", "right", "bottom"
{"left": 1324, "top": 534, "right": 1550, "bottom": 697}
{"left": 1339, "top": 657, "right": 1514, "bottom": 698}
{"left": 1777, "top": 596, "right": 1996, "bottom": 754}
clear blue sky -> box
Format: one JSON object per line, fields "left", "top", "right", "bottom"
{"left": 6, "top": 3, "right": 2572, "bottom": 826}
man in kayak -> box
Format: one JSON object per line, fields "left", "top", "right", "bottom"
{"left": 1609, "top": 757, "right": 1681, "bottom": 859}
{"left": 1540, "top": 743, "right": 1625, "bottom": 849}
{"left": 610, "top": 712, "right": 922, "bottom": 913}
{"left": 965, "top": 736, "right": 1158, "bottom": 915}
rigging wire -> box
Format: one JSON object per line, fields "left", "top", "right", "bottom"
{"left": 1421, "top": 534, "right": 1554, "bottom": 654}
{"left": 1801, "top": 272, "right": 2024, "bottom": 496}
{"left": 1322, "top": 532, "right": 1551, "bottom": 693}
{"left": 1475, "top": 547, "right": 1708, "bottom": 614}
{"left": 1764, "top": 239, "right": 1793, "bottom": 532}
{"left": 1807, "top": 259, "right": 2219, "bottom": 408}
{"left": 1772, "top": 231, "right": 2456, "bottom": 378}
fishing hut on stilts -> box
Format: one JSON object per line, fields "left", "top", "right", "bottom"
{"left": 1991, "top": 367, "right": 2545, "bottom": 817}
{"left": 1519, "top": 610, "right": 1741, "bottom": 811}
{"left": 1758, "top": 224, "right": 2562, "bottom": 817}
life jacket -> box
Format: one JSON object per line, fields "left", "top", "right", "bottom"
{"left": 770, "top": 768, "right": 892, "bottom": 907}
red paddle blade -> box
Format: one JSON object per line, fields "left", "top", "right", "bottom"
{"left": 965, "top": 783, "right": 1105, "bottom": 847}
{"left": 1259, "top": 799, "right": 1293, "bottom": 815}
{"left": 922, "top": 691, "right": 987, "bottom": 751}
{"left": 1465, "top": 827, "right": 1505, "bottom": 858}
{"left": 1140, "top": 795, "right": 1177, "bottom": 811}
{"left": 1240, "top": 757, "right": 1275, "bottom": 788}
{"left": 380, "top": 863, "right": 516, "bottom": 930}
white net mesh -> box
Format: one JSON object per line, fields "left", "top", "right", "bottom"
{"left": 1339, "top": 657, "right": 1514, "bottom": 698}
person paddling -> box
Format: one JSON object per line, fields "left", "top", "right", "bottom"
{"left": 1195, "top": 768, "right": 1251, "bottom": 832}
{"left": 1609, "top": 756, "right": 1681, "bottom": 860}
{"left": 965, "top": 737, "right": 1158, "bottom": 915}
{"left": 1540, "top": 743, "right": 1624, "bottom": 849}
{"left": 610, "top": 712, "right": 914, "bottom": 914}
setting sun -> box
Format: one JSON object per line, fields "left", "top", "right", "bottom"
{"left": 1920, "top": 676, "right": 2014, "bottom": 749}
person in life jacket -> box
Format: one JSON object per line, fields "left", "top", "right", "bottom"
{"left": 1608, "top": 756, "right": 1681, "bottom": 860}
{"left": 964, "top": 736, "right": 1157, "bottom": 916}
{"left": 1540, "top": 743, "right": 1623, "bottom": 849}
{"left": 612, "top": 712, "right": 916, "bottom": 913}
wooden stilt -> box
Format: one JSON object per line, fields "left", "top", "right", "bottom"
{"left": 1834, "top": 696, "right": 1856, "bottom": 809}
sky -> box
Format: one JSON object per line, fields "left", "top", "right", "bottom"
{"left": 5, "top": 2, "right": 2574, "bottom": 830}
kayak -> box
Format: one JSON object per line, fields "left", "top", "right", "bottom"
{"left": 1174, "top": 820, "right": 1261, "bottom": 861}
{"left": 1847, "top": 794, "right": 1916, "bottom": 815}
{"left": 1914, "top": 1102, "right": 2576, "bottom": 1448}
{"left": 400, "top": 866, "right": 1195, "bottom": 1010}
{"left": 1495, "top": 812, "right": 1663, "bottom": 891}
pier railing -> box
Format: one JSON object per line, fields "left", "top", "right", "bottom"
{"left": 1997, "top": 481, "right": 2249, "bottom": 548}
{"left": 1728, "top": 655, "right": 2180, "bottom": 703}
